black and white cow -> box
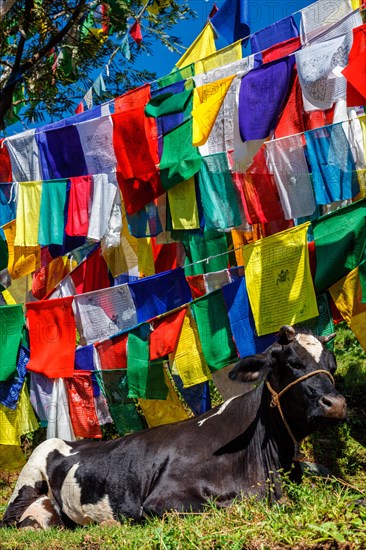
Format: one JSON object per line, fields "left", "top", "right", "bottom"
{"left": 1, "top": 326, "right": 347, "bottom": 529}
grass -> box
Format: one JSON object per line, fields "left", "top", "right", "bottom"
{"left": 0, "top": 323, "right": 365, "bottom": 549}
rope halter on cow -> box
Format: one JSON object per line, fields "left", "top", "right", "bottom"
{"left": 266, "top": 369, "right": 335, "bottom": 461}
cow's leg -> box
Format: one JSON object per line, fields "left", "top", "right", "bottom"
{"left": 17, "top": 496, "right": 64, "bottom": 530}
{"left": 0, "top": 438, "right": 73, "bottom": 527}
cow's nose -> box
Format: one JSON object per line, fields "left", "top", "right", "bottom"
{"left": 319, "top": 394, "right": 347, "bottom": 419}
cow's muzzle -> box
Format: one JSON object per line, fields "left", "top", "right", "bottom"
{"left": 318, "top": 394, "right": 347, "bottom": 420}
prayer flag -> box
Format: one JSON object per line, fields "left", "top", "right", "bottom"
{"left": 211, "top": 0, "right": 250, "bottom": 44}
{"left": 38, "top": 179, "right": 67, "bottom": 246}
{"left": 0, "top": 305, "right": 24, "bottom": 382}
{"left": 2, "top": 220, "right": 41, "bottom": 280}
{"left": 342, "top": 24, "right": 366, "bottom": 107}
{"left": 129, "top": 20, "right": 142, "bottom": 45}
{"left": 65, "top": 176, "right": 93, "bottom": 237}
{"left": 26, "top": 296, "right": 76, "bottom": 378}
{"left": 65, "top": 372, "right": 102, "bottom": 438}
{"left": 243, "top": 223, "right": 318, "bottom": 336}
{"left": 176, "top": 22, "right": 216, "bottom": 70}
{"left": 251, "top": 16, "right": 299, "bottom": 53}
{"left": 0, "top": 140, "right": 12, "bottom": 182}
{"left": 14, "top": 181, "right": 43, "bottom": 247}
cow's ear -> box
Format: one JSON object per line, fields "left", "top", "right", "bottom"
{"left": 229, "top": 353, "right": 272, "bottom": 383}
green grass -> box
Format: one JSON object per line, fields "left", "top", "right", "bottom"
{"left": 0, "top": 323, "right": 365, "bottom": 549}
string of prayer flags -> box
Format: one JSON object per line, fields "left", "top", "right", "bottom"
{"left": 305, "top": 124, "right": 358, "bottom": 204}
{"left": 6, "top": 129, "right": 42, "bottom": 182}
{"left": 192, "top": 76, "right": 235, "bottom": 147}
{"left": 129, "top": 20, "right": 143, "bottom": 45}
{"left": 176, "top": 22, "right": 216, "bottom": 70}
{"left": 221, "top": 277, "right": 275, "bottom": 358}
{"left": 14, "top": 181, "right": 43, "bottom": 247}
{"left": 26, "top": 296, "right": 76, "bottom": 378}
{"left": 191, "top": 290, "right": 238, "bottom": 371}
{"left": 0, "top": 304, "right": 24, "bottom": 382}
{"left": 198, "top": 153, "right": 242, "bottom": 230}
{"left": 265, "top": 135, "right": 316, "bottom": 220}
{"left": 138, "top": 368, "right": 190, "bottom": 428}
{"left": 128, "top": 268, "right": 191, "bottom": 324}
{"left": 329, "top": 266, "right": 366, "bottom": 351}
{"left": 211, "top": 0, "right": 250, "bottom": 44}
{"left": 94, "top": 369, "right": 144, "bottom": 435}
{"left": 312, "top": 199, "right": 366, "bottom": 293}
{"left": 170, "top": 308, "right": 211, "bottom": 388}
{"left": 113, "top": 85, "right": 163, "bottom": 215}
{"left": 38, "top": 179, "right": 67, "bottom": 246}
{"left": 0, "top": 384, "right": 39, "bottom": 446}
{"left": 73, "top": 284, "right": 137, "bottom": 345}
{"left": 36, "top": 125, "right": 88, "bottom": 180}
{"left": 243, "top": 223, "right": 318, "bottom": 336}
{"left": 238, "top": 56, "right": 295, "bottom": 142}
{"left": 342, "top": 23, "right": 366, "bottom": 107}
{"left": 65, "top": 176, "right": 93, "bottom": 237}
{"left": 0, "top": 140, "right": 12, "bottom": 182}
{"left": 65, "top": 372, "right": 102, "bottom": 439}
{"left": 250, "top": 16, "right": 299, "bottom": 53}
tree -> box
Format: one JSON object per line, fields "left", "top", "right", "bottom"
{"left": 0, "top": 0, "right": 195, "bottom": 132}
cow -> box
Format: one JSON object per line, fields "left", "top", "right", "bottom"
{"left": 0, "top": 325, "right": 347, "bottom": 529}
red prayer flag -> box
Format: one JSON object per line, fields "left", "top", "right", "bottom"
{"left": 342, "top": 23, "right": 366, "bottom": 107}
{"left": 150, "top": 308, "right": 186, "bottom": 360}
{"left": 71, "top": 246, "right": 111, "bottom": 294}
{"left": 0, "top": 140, "right": 12, "bottom": 182}
{"left": 129, "top": 20, "right": 143, "bottom": 44}
{"left": 95, "top": 333, "right": 128, "bottom": 370}
{"left": 113, "top": 85, "right": 163, "bottom": 215}
{"left": 262, "top": 36, "right": 301, "bottom": 64}
{"left": 151, "top": 239, "right": 181, "bottom": 273}
{"left": 26, "top": 296, "right": 76, "bottom": 378}
{"left": 209, "top": 3, "right": 219, "bottom": 18}
{"left": 65, "top": 371, "right": 102, "bottom": 439}
{"left": 65, "top": 175, "right": 93, "bottom": 237}
{"left": 74, "top": 101, "right": 85, "bottom": 114}
{"left": 186, "top": 274, "right": 206, "bottom": 299}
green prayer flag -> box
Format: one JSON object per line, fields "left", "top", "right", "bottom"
{"left": 198, "top": 153, "right": 242, "bottom": 231}
{"left": 160, "top": 119, "right": 202, "bottom": 191}
{"left": 0, "top": 304, "right": 24, "bottom": 382}
{"left": 359, "top": 257, "right": 366, "bottom": 304}
{"left": 157, "top": 64, "right": 195, "bottom": 89}
{"left": 0, "top": 235, "right": 8, "bottom": 272}
{"left": 145, "top": 89, "right": 192, "bottom": 119}
{"left": 191, "top": 290, "right": 237, "bottom": 371}
{"left": 183, "top": 230, "right": 229, "bottom": 276}
{"left": 296, "top": 293, "right": 335, "bottom": 350}
{"left": 127, "top": 327, "right": 150, "bottom": 399}
{"left": 312, "top": 199, "right": 366, "bottom": 293}
{"left": 94, "top": 369, "right": 144, "bottom": 435}
{"left": 38, "top": 180, "right": 67, "bottom": 246}
{"left": 146, "top": 358, "right": 169, "bottom": 400}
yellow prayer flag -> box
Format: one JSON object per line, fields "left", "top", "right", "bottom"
{"left": 2, "top": 220, "right": 41, "bottom": 280}
{"left": 192, "top": 75, "right": 235, "bottom": 147}
{"left": 176, "top": 22, "right": 216, "bottom": 70}
{"left": 0, "top": 384, "right": 39, "bottom": 446}
{"left": 243, "top": 223, "right": 318, "bottom": 336}
{"left": 329, "top": 267, "right": 366, "bottom": 351}
{"left": 354, "top": 169, "right": 366, "bottom": 201}
{"left": 171, "top": 308, "right": 211, "bottom": 388}
{"left": 14, "top": 181, "right": 42, "bottom": 247}
{"left": 351, "top": 0, "right": 361, "bottom": 8}
{"left": 2, "top": 273, "right": 33, "bottom": 304}
{"left": 138, "top": 237, "right": 155, "bottom": 277}
{"left": 138, "top": 369, "right": 191, "bottom": 427}
{"left": 147, "top": 0, "right": 171, "bottom": 15}
{"left": 168, "top": 177, "right": 199, "bottom": 230}
{"left": 195, "top": 40, "right": 242, "bottom": 75}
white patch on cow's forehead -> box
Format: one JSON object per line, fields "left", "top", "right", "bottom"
{"left": 9, "top": 438, "right": 75, "bottom": 504}
{"left": 197, "top": 395, "right": 239, "bottom": 427}
{"left": 295, "top": 333, "right": 323, "bottom": 363}
{"left": 60, "top": 464, "right": 114, "bottom": 525}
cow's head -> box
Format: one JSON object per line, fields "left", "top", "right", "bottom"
{"left": 229, "top": 325, "right": 347, "bottom": 442}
